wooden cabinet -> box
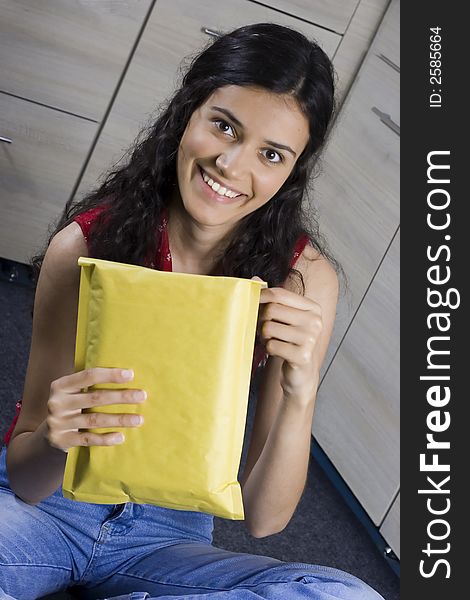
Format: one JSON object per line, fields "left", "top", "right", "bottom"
{"left": 313, "top": 231, "right": 399, "bottom": 525}
{"left": 314, "top": 14, "right": 400, "bottom": 374}
{"left": 0, "top": 0, "right": 153, "bottom": 264}
{"left": 0, "top": 93, "right": 97, "bottom": 263}
{"left": 311, "top": 0, "right": 400, "bottom": 552}
{"left": 0, "top": 0, "right": 152, "bottom": 121}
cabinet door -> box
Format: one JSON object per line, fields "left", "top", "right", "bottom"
{"left": 0, "top": 0, "right": 152, "bottom": 121}
{"left": 380, "top": 493, "right": 400, "bottom": 559}
{"left": 331, "top": 0, "right": 389, "bottom": 103}
{"left": 313, "top": 231, "right": 400, "bottom": 525}
{"left": 75, "top": 0, "right": 341, "bottom": 198}
{"left": 0, "top": 93, "right": 97, "bottom": 263}
{"left": 313, "top": 31, "right": 399, "bottom": 375}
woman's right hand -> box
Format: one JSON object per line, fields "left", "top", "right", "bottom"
{"left": 45, "top": 368, "right": 146, "bottom": 452}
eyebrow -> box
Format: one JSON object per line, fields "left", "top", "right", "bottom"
{"left": 210, "top": 105, "right": 297, "bottom": 158}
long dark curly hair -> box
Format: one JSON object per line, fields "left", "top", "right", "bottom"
{"left": 32, "top": 22, "right": 341, "bottom": 292}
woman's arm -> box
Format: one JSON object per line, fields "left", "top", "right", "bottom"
{"left": 7, "top": 223, "right": 145, "bottom": 504}
{"left": 240, "top": 246, "right": 339, "bottom": 537}
{"left": 6, "top": 222, "right": 87, "bottom": 502}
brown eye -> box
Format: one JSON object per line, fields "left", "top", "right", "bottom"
{"left": 261, "top": 148, "right": 283, "bottom": 163}
{"left": 214, "top": 119, "right": 235, "bottom": 137}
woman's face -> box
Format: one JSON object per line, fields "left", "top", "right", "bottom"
{"left": 174, "top": 85, "right": 310, "bottom": 229}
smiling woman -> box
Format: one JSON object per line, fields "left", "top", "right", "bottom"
{"left": 174, "top": 86, "right": 309, "bottom": 226}
{"left": 1, "top": 22, "right": 384, "bottom": 600}
{"left": 169, "top": 85, "right": 311, "bottom": 273}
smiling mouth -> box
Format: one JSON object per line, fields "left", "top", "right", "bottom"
{"left": 199, "top": 167, "right": 244, "bottom": 199}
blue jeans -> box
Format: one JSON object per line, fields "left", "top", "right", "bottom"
{"left": 0, "top": 447, "right": 383, "bottom": 599}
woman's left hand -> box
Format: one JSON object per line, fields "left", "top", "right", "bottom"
{"left": 257, "top": 285, "right": 323, "bottom": 405}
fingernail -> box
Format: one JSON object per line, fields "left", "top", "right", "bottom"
{"left": 122, "top": 369, "right": 134, "bottom": 380}
{"left": 115, "top": 433, "right": 125, "bottom": 443}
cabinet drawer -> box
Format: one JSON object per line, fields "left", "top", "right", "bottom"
{"left": 313, "top": 231, "right": 400, "bottom": 525}
{"left": 0, "top": 0, "right": 152, "bottom": 121}
{"left": 380, "top": 493, "right": 400, "bottom": 558}
{"left": 76, "top": 0, "right": 341, "bottom": 197}
{"left": 259, "top": 0, "right": 358, "bottom": 34}
{"left": 314, "top": 48, "right": 399, "bottom": 371}
{"left": 0, "top": 93, "right": 97, "bottom": 263}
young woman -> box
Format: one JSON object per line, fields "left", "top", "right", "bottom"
{"left": 0, "top": 23, "right": 384, "bottom": 600}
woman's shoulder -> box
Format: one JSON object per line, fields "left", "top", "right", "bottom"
{"left": 43, "top": 222, "right": 89, "bottom": 286}
{"left": 73, "top": 203, "right": 110, "bottom": 245}
{"left": 296, "top": 240, "right": 323, "bottom": 263}
{"left": 52, "top": 221, "right": 89, "bottom": 259}
{"left": 288, "top": 240, "right": 339, "bottom": 299}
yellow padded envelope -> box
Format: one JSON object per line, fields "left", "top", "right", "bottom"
{"left": 62, "top": 256, "right": 267, "bottom": 519}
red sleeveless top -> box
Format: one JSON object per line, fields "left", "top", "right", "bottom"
{"left": 3, "top": 205, "right": 309, "bottom": 445}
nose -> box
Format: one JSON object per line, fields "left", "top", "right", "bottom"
{"left": 215, "top": 144, "right": 250, "bottom": 181}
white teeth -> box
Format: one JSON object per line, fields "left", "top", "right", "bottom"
{"left": 201, "top": 168, "right": 241, "bottom": 198}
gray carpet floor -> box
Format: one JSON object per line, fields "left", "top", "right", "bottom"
{"left": 0, "top": 278, "right": 399, "bottom": 600}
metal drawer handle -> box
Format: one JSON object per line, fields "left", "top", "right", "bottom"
{"left": 371, "top": 107, "right": 400, "bottom": 137}
{"left": 377, "top": 53, "right": 400, "bottom": 73}
{"left": 0, "top": 135, "right": 12, "bottom": 144}
{"left": 384, "top": 547, "right": 399, "bottom": 562}
{"left": 201, "top": 27, "right": 223, "bottom": 38}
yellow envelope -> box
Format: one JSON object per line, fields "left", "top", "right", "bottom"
{"left": 62, "top": 257, "right": 266, "bottom": 519}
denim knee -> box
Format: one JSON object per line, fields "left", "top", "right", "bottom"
{"left": 299, "top": 572, "right": 385, "bottom": 600}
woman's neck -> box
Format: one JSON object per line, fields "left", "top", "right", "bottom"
{"left": 166, "top": 200, "right": 230, "bottom": 275}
